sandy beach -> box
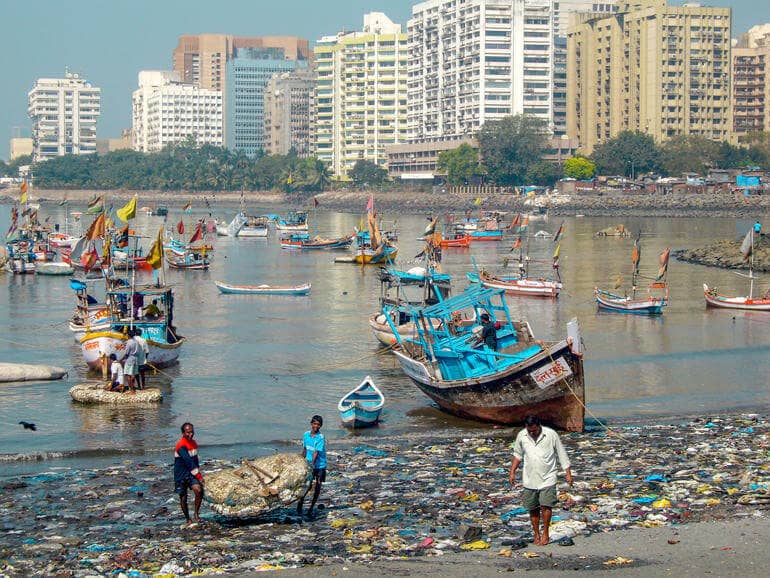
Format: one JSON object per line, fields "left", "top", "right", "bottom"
{"left": 1, "top": 413, "right": 768, "bottom": 576}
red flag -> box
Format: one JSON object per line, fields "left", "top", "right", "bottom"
{"left": 20, "top": 181, "right": 28, "bottom": 194}
{"left": 81, "top": 246, "right": 99, "bottom": 272}
{"left": 188, "top": 223, "right": 203, "bottom": 244}
{"left": 510, "top": 213, "right": 521, "bottom": 229}
{"left": 177, "top": 219, "right": 185, "bottom": 235}
{"left": 366, "top": 194, "right": 374, "bottom": 214}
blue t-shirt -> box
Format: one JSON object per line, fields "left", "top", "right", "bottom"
{"left": 302, "top": 431, "right": 327, "bottom": 469}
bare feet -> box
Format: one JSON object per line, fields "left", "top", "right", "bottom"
{"left": 533, "top": 535, "right": 542, "bottom": 545}
{"left": 540, "top": 535, "right": 550, "bottom": 546}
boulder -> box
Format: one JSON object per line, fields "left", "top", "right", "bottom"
{"left": 204, "top": 453, "right": 310, "bottom": 518}
{"left": 69, "top": 381, "right": 162, "bottom": 403}
{"left": 0, "top": 363, "right": 68, "bottom": 383}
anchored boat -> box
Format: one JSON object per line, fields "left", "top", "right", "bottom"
{"left": 338, "top": 376, "right": 385, "bottom": 428}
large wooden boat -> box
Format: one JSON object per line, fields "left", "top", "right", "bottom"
{"left": 79, "top": 284, "right": 185, "bottom": 370}
{"left": 275, "top": 211, "right": 309, "bottom": 232}
{"left": 216, "top": 212, "right": 248, "bottom": 237}
{"left": 389, "top": 285, "right": 586, "bottom": 431}
{"left": 338, "top": 376, "right": 384, "bottom": 428}
{"left": 440, "top": 233, "right": 472, "bottom": 248}
{"left": 703, "top": 227, "right": 770, "bottom": 311}
{"left": 215, "top": 281, "right": 311, "bottom": 295}
{"left": 238, "top": 216, "right": 269, "bottom": 237}
{"left": 468, "top": 270, "right": 561, "bottom": 298}
{"left": 165, "top": 249, "right": 210, "bottom": 270}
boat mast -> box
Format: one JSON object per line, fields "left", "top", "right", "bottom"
{"left": 749, "top": 227, "right": 755, "bottom": 300}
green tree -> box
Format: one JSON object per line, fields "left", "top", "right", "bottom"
{"left": 348, "top": 160, "right": 388, "bottom": 186}
{"left": 477, "top": 114, "right": 550, "bottom": 186}
{"left": 659, "top": 135, "right": 721, "bottom": 177}
{"left": 590, "top": 131, "right": 660, "bottom": 177}
{"left": 562, "top": 157, "right": 596, "bottom": 179}
{"left": 437, "top": 143, "right": 480, "bottom": 185}
{"left": 526, "top": 161, "right": 562, "bottom": 187}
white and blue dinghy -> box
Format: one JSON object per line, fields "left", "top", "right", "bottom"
{"left": 338, "top": 376, "right": 384, "bottom": 428}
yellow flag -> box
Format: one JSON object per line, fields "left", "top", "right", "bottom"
{"left": 20, "top": 182, "right": 28, "bottom": 204}
{"left": 473, "top": 196, "right": 482, "bottom": 206}
{"left": 145, "top": 227, "right": 164, "bottom": 270}
{"left": 116, "top": 195, "right": 137, "bottom": 222}
{"left": 553, "top": 243, "right": 561, "bottom": 260}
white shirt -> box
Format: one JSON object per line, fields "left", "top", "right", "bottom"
{"left": 110, "top": 361, "right": 124, "bottom": 385}
{"left": 513, "top": 425, "right": 571, "bottom": 490}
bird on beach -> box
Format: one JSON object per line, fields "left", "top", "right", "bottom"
{"left": 19, "top": 421, "right": 37, "bottom": 431}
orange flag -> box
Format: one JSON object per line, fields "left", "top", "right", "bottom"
{"left": 85, "top": 212, "right": 106, "bottom": 240}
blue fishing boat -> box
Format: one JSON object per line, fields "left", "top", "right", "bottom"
{"left": 338, "top": 376, "right": 384, "bottom": 428}
{"left": 280, "top": 232, "right": 354, "bottom": 250}
{"left": 275, "top": 211, "right": 309, "bottom": 232}
{"left": 387, "top": 285, "right": 586, "bottom": 431}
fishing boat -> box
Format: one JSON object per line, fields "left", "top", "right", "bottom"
{"left": 440, "top": 232, "right": 472, "bottom": 248}
{"left": 338, "top": 376, "right": 385, "bottom": 428}
{"left": 388, "top": 284, "right": 586, "bottom": 431}
{"left": 275, "top": 211, "right": 309, "bottom": 232}
{"left": 595, "top": 234, "right": 670, "bottom": 315}
{"left": 703, "top": 226, "right": 770, "bottom": 311}
{"left": 48, "top": 232, "right": 79, "bottom": 249}
{"left": 238, "top": 216, "right": 269, "bottom": 237}
{"left": 216, "top": 212, "right": 248, "bottom": 237}
{"left": 79, "top": 284, "right": 185, "bottom": 371}
{"left": 468, "top": 269, "right": 562, "bottom": 298}
{"left": 68, "top": 277, "right": 113, "bottom": 341}
{"left": 36, "top": 261, "right": 75, "bottom": 276}
{"left": 165, "top": 249, "right": 210, "bottom": 270}
{"left": 280, "top": 232, "right": 354, "bottom": 250}
{"left": 469, "top": 229, "right": 503, "bottom": 242}
{"left": 5, "top": 242, "right": 36, "bottom": 274}
{"left": 215, "top": 281, "right": 311, "bottom": 295}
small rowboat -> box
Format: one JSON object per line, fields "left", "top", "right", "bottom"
{"left": 338, "top": 376, "right": 384, "bottom": 428}
{"left": 594, "top": 288, "right": 667, "bottom": 315}
{"left": 215, "top": 281, "right": 311, "bottom": 295}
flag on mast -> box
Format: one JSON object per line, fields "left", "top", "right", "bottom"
{"left": 20, "top": 181, "right": 28, "bottom": 204}
{"left": 116, "top": 195, "right": 137, "bottom": 222}
{"left": 740, "top": 228, "right": 753, "bottom": 261}
{"left": 145, "top": 227, "right": 165, "bottom": 270}
{"left": 86, "top": 194, "right": 105, "bottom": 215}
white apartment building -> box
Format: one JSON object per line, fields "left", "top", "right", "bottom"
{"left": 314, "top": 12, "right": 409, "bottom": 178}
{"left": 407, "top": 0, "right": 553, "bottom": 142}
{"left": 27, "top": 71, "right": 101, "bottom": 162}
{"left": 132, "top": 71, "right": 223, "bottom": 153}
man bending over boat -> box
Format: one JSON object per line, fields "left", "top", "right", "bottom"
{"left": 509, "top": 415, "right": 573, "bottom": 545}
{"left": 298, "top": 415, "right": 326, "bottom": 519}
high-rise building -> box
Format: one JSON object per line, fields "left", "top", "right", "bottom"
{"left": 567, "top": 0, "right": 731, "bottom": 154}
{"left": 131, "top": 71, "right": 223, "bottom": 153}
{"left": 314, "top": 12, "right": 408, "bottom": 178}
{"left": 407, "top": 0, "right": 553, "bottom": 143}
{"left": 732, "top": 24, "right": 770, "bottom": 143}
{"left": 264, "top": 69, "right": 316, "bottom": 156}
{"left": 225, "top": 47, "right": 309, "bottom": 157}
{"left": 27, "top": 71, "right": 101, "bottom": 162}
{"left": 172, "top": 34, "right": 310, "bottom": 91}
{"left": 551, "top": 1, "right": 617, "bottom": 137}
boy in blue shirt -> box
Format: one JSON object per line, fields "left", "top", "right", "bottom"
{"left": 298, "top": 415, "right": 326, "bottom": 518}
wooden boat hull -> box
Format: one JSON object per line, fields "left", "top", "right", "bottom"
{"left": 470, "top": 231, "right": 503, "bottom": 241}
{"left": 275, "top": 223, "right": 308, "bottom": 232}
{"left": 238, "top": 227, "right": 269, "bottom": 237}
{"left": 392, "top": 339, "right": 585, "bottom": 431}
{"left": 595, "top": 289, "right": 666, "bottom": 315}
{"left": 703, "top": 284, "right": 770, "bottom": 311}
{"left": 80, "top": 331, "right": 184, "bottom": 370}
{"left": 440, "top": 235, "right": 471, "bottom": 248}
{"left": 215, "top": 281, "right": 311, "bottom": 295}
{"left": 335, "top": 246, "right": 398, "bottom": 264}
{"left": 36, "top": 262, "right": 76, "bottom": 275}
{"left": 468, "top": 272, "right": 561, "bottom": 298}
{"left": 338, "top": 376, "right": 384, "bottom": 428}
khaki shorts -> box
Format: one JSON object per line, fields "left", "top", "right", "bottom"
{"left": 522, "top": 485, "right": 557, "bottom": 510}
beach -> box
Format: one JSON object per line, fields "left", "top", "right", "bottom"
{"left": 4, "top": 187, "right": 770, "bottom": 218}
{"left": 1, "top": 412, "right": 768, "bottom": 577}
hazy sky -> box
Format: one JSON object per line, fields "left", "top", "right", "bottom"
{"left": 1, "top": 0, "right": 768, "bottom": 161}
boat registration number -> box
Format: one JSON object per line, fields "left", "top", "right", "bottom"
{"left": 530, "top": 357, "right": 572, "bottom": 389}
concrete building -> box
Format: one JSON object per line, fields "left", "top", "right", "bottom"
{"left": 314, "top": 12, "right": 408, "bottom": 178}
{"left": 9, "top": 138, "right": 33, "bottom": 161}
{"left": 264, "top": 69, "right": 316, "bottom": 156}
{"left": 27, "top": 71, "right": 101, "bottom": 162}
{"left": 407, "top": 0, "right": 554, "bottom": 143}
{"left": 567, "top": 0, "right": 732, "bottom": 154}
{"left": 225, "top": 47, "right": 309, "bottom": 157}
{"left": 131, "top": 71, "right": 223, "bottom": 153}
{"left": 732, "top": 24, "right": 770, "bottom": 143}
{"left": 96, "top": 129, "right": 132, "bottom": 155}
{"left": 172, "top": 34, "right": 310, "bottom": 91}
{"left": 551, "top": 1, "right": 617, "bottom": 137}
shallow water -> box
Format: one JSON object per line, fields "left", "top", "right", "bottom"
{"left": 1, "top": 203, "right": 769, "bottom": 475}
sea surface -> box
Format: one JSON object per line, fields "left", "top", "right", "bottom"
{"left": 1, "top": 203, "right": 769, "bottom": 476}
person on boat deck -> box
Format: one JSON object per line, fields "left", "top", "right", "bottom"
{"left": 509, "top": 415, "right": 573, "bottom": 546}
{"left": 298, "top": 415, "right": 327, "bottom": 519}
{"left": 476, "top": 313, "right": 498, "bottom": 351}
{"left": 107, "top": 354, "right": 124, "bottom": 392}
{"left": 132, "top": 293, "right": 144, "bottom": 319}
{"left": 133, "top": 328, "right": 149, "bottom": 390}
{"left": 174, "top": 422, "right": 205, "bottom": 525}
{"left": 144, "top": 299, "right": 161, "bottom": 319}
{"left": 123, "top": 332, "right": 140, "bottom": 394}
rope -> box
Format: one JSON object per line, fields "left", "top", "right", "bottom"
{"left": 0, "top": 335, "right": 41, "bottom": 348}
{"left": 540, "top": 340, "right": 632, "bottom": 442}
{"left": 269, "top": 344, "right": 394, "bottom": 377}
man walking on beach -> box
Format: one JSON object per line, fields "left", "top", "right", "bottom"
{"left": 509, "top": 415, "right": 573, "bottom": 545}
{"left": 174, "top": 422, "right": 205, "bottom": 525}
{"left": 298, "top": 415, "right": 326, "bottom": 519}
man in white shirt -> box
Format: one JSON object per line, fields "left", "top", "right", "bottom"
{"left": 133, "top": 328, "right": 150, "bottom": 389}
{"left": 509, "top": 415, "right": 573, "bottom": 545}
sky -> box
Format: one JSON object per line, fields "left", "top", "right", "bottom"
{"left": 1, "top": 0, "right": 768, "bottom": 161}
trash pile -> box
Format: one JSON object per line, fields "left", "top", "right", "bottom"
{"left": 0, "top": 413, "right": 767, "bottom": 576}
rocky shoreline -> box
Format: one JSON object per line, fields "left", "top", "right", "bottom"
{"left": 3, "top": 188, "right": 770, "bottom": 218}
{"left": 0, "top": 413, "right": 768, "bottom": 576}
{"left": 676, "top": 234, "right": 770, "bottom": 273}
